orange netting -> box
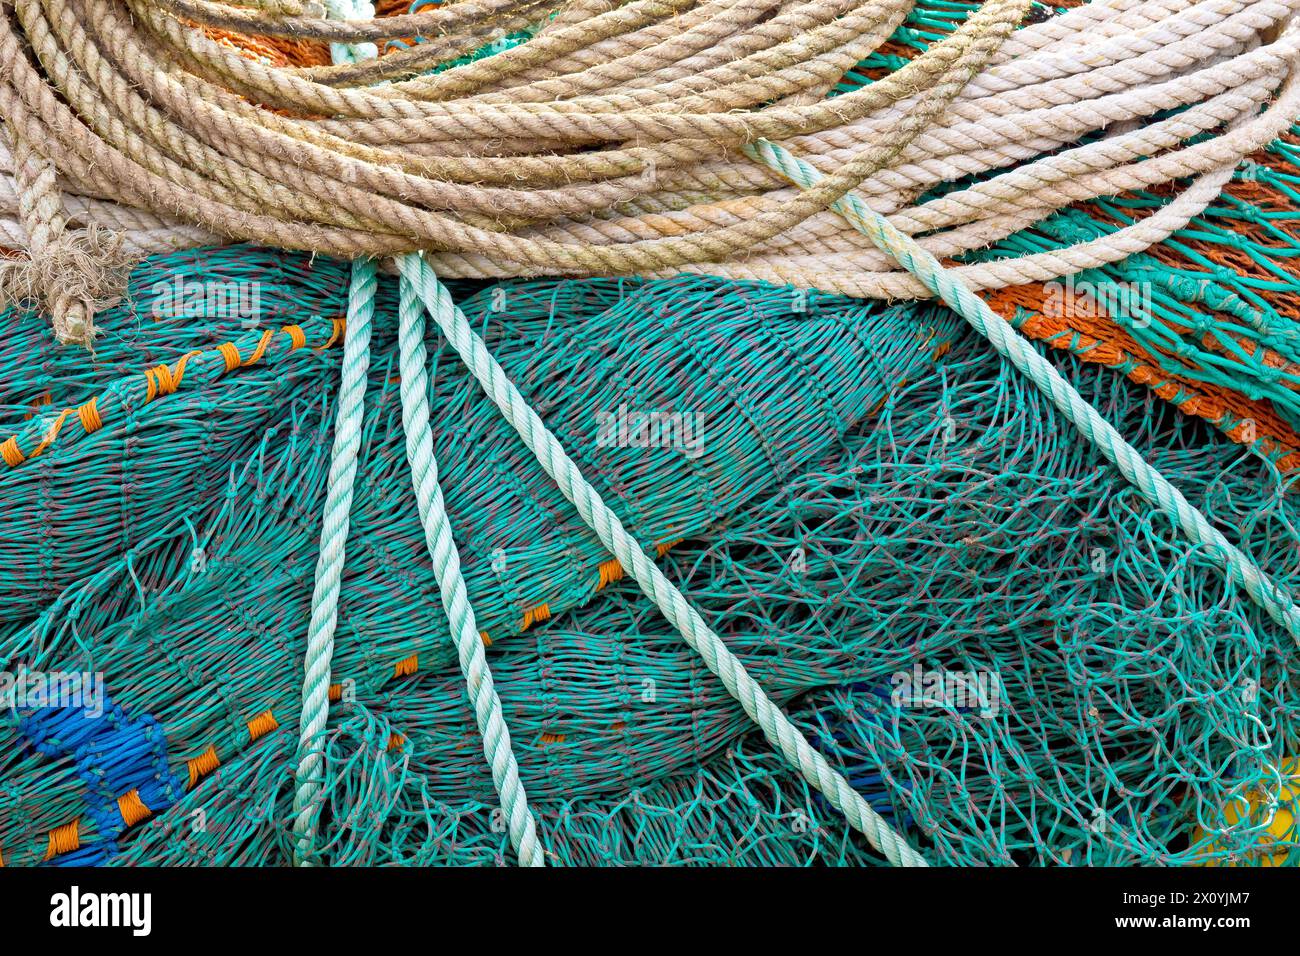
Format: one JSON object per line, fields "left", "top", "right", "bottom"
{"left": 986, "top": 283, "right": 1300, "bottom": 472}
{"left": 999, "top": 138, "right": 1300, "bottom": 471}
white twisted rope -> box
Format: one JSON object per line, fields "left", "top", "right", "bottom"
{"left": 395, "top": 265, "right": 545, "bottom": 866}
{"left": 292, "top": 258, "right": 377, "bottom": 866}
{"left": 291, "top": 0, "right": 544, "bottom": 869}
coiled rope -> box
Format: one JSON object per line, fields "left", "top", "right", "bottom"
{"left": 3, "top": 0, "right": 1296, "bottom": 302}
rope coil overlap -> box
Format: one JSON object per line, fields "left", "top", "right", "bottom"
{"left": 1, "top": 0, "right": 1296, "bottom": 294}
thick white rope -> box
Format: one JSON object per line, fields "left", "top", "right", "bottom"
{"left": 290, "top": 0, "right": 545, "bottom": 868}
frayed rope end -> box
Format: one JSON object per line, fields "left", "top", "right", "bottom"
{"left": 0, "top": 224, "right": 137, "bottom": 347}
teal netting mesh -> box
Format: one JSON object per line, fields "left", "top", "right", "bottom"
{"left": 1, "top": 248, "right": 1298, "bottom": 866}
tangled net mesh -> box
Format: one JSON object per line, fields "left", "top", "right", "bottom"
{"left": 1, "top": 0, "right": 1299, "bottom": 867}
{"left": 0, "top": 251, "right": 1296, "bottom": 865}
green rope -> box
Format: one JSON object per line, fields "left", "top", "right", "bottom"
{"left": 396, "top": 261, "right": 544, "bottom": 866}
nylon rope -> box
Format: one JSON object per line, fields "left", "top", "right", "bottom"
{"left": 291, "top": 257, "right": 376, "bottom": 866}
{"left": 291, "top": 0, "right": 380, "bottom": 866}
{"left": 395, "top": 263, "right": 545, "bottom": 866}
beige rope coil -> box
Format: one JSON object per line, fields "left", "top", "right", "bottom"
{"left": 0, "top": 0, "right": 1297, "bottom": 325}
